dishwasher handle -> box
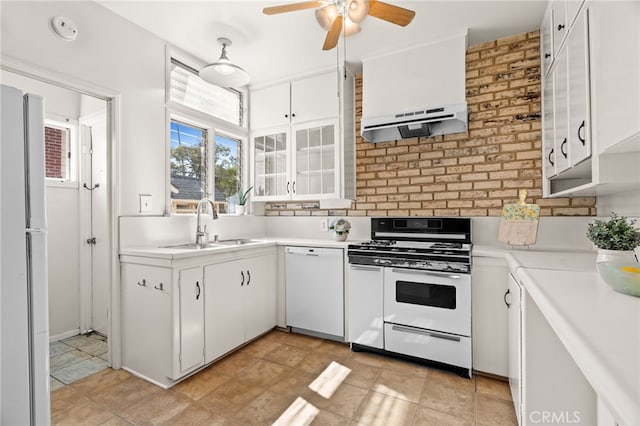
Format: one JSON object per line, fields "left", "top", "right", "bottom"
{"left": 285, "top": 246, "right": 342, "bottom": 257}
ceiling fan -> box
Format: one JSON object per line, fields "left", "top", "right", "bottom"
{"left": 263, "top": 0, "right": 416, "bottom": 50}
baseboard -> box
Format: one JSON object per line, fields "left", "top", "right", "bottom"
{"left": 49, "top": 329, "right": 80, "bottom": 342}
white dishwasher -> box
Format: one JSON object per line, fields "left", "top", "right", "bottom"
{"left": 285, "top": 246, "right": 344, "bottom": 340}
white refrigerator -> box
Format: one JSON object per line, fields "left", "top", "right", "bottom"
{"left": 1, "top": 84, "right": 51, "bottom": 425}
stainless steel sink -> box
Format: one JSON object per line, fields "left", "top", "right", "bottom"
{"left": 159, "top": 242, "right": 222, "bottom": 250}
{"left": 214, "top": 239, "right": 261, "bottom": 246}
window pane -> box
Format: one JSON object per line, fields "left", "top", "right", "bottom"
{"left": 215, "top": 135, "right": 241, "bottom": 214}
{"left": 170, "top": 60, "right": 242, "bottom": 126}
{"left": 170, "top": 121, "right": 207, "bottom": 214}
{"left": 45, "top": 126, "right": 69, "bottom": 180}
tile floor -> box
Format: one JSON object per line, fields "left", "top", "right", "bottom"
{"left": 50, "top": 334, "right": 109, "bottom": 391}
{"left": 50, "top": 330, "right": 517, "bottom": 425}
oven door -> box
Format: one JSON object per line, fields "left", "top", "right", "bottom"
{"left": 383, "top": 267, "right": 471, "bottom": 336}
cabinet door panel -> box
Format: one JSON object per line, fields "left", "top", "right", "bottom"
{"left": 542, "top": 75, "right": 556, "bottom": 182}
{"left": 567, "top": 9, "right": 591, "bottom": 166}
{"left": 552, "top": 0, "right": 568, "bottom": 54}
{"left": 507, "top": 274, "right": 522, "bottom": 425}
{"left": 553, "top": 53, "right": 570, "bottom": 174}
{"left": 291, "top": 72, "right": 338, "bottom": 123}
{"left": 178, "top": 267, "right": 204, "bottom": 375}
{"left": 204, "top": 261, "right": 245, "bottom": 362}
{"left": 250, "top": 83, "right": 290, "bottom": 129}
{"left": 541, "top": 7, "right": 554, "bottom": 77}
{"left": 244, "top": 253, "right": 277, "bottom": 340}
{"left": 252, "top": 129, "right": 290, "bottom": 200}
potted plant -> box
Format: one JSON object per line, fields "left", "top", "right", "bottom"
{"left": 236, "top": 186, "right": 253, "bottom": 215}
{"left": 587, "top": 212, "right": 640, "bottom": 261}
{"left": 329, "top": 218, "right": 351, "bottom": 242}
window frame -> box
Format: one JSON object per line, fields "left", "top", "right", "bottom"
{"left": 165, "top": 45, "right": 249, "bottom": 216}
{"left": 44, "top": 114, "right": 78, "bottom": 188}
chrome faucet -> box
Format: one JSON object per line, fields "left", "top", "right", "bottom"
{"left": 195, "top": 198, "right": 218, "bottom": 247}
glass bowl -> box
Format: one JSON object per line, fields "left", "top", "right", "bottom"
{"left": 597, "top": 261, "right": 640, "bottom": 297}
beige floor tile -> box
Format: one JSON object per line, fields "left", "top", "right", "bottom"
{"left": 236, "top": 358, "right": 294, "bottom": 388}
{"left": 311, "top": 382, "right": 369, "bottom": 420}
{"left": 163, "top": 403, "right": 224, "bottom": 426}
{"left": 199, "top": 379, "right": 266, "bottom": 415}
{"left": 476, "top": 375, "right": 512, "bottom": 401}
{"left": 297, "top": 349, "right": 348, "bottom": 375}
{"left": 259, "top": 329, "right": 291, "bottom": 344}
{"left": 419, "top": 381, "right": 475, "bottom": 421}
{"left": 382, "top": 358, "right": 430, "bottom": 378}
{"left": 70, "top": 368, "right": 132, "bottom": 396}
{"left": 269, "top": 369, "right": 317, "bottom": 400}
{"left": 51, "top": 399, "right": 113, "bottom": 425}
{"left": 50, "top": 386, "right": 90, "bottom": 414}
{"left": 264, "top": 343, "right": 311, "bottom": 367}
{"left": 172, "top": 368, "right": 231, "bottom": 400}
{"left": 282, "top": 332, "right": 325, "bottom": 351}
{"left": 315, "top": 340, "right": 353, "bottom": 358}
{"left": 427, "top": 368, "right": 476, "bottom": 393}
{"left": 90, "top": 376, "right": 161, "bottom": 412}
{"left": 233, "top": 390, "right": 299, "bottom": 425}
{"left": 352, "top": 390, "right": 417, "bottom": 426}
{"left": 239, "top": 337, "right": 283, "bottom": 358}
{"left": 119, "top": 389, "right": 191, "bottom": 425}
{"left": 97, "top": 417, "right": 132, "bottom": 426}
{"left": 412, "top": 406, "right": 472, "bottom": 426}
{"left": 207, "top": 351, "right": 258, "bottom": 377}
{"left": 476, "top": 394, "right": 518, "bottom": 426}
{"left": 312, "top": 410, "right": 351, "bottom": 426}
{"left": 372, "top": 369, "right": 426, "bottom": 404}
{"left": 341, "top": 358, "right": 383, "bottom": 390}
{"left": 345, "top": 351, "right": 388, "bottom": 369}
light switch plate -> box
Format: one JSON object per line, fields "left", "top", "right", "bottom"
{"left": 320, "top": 219, "right": 328, "bottom": 232}
{"left": 139, "top": 194, "right": 152, "bottom": 213}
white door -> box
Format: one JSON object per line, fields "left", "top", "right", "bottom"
{"left": 507, "top": 273, "right": 522, "bottom": 425}
{"left": 291, "top": 72, "right": 338, "bottom": 123}
{"left": 542, "top": 74, "right": 556, "bottom": 181}
{"left": 348, "top": 265, "right": 384, "bottom": 348}
{"left": 250, "top": 82, "right": 290, "bottom": 129}
{"left": 244, "top": 253, "right": 276, "bottom": 340}
{"left": 553, "top": 52, "right": 570, "bottom": 174}
{"left": 178, "top": 267, "right": 204, "bottom": 374}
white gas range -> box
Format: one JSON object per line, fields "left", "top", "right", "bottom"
{"left": 347, "top": 217, "right": 473, "bottom": 378}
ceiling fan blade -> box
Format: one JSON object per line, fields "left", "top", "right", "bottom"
{"left": 368, "top": 0, "right": 416, "bottom": 26}
{"left": 263, "top": 1, "right": 323, "bottom": 15}
{"left": 322, "top": 14, "right": 343, "bottom": 50}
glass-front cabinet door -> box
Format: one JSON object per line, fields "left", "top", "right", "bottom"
{"left": 292, "top": 119, "right": 339, "bottom": 199}
{"left": 252, "top": 127, "right": 289, "bottom": 200}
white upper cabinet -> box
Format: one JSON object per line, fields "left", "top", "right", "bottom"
{"left": 552, "top": 0, "right": 569, "bottom": 54}
{"left": 541, "top": 7, "right": 554, "bottom": 77}
{"left": 567, "top": 9, "right": 591, "bottom": 166}
{"left": 250, "top": 68, "right": 355, "bottom": 202}
{"left": 552, "top": 52, "right": 570, "bottom": 175}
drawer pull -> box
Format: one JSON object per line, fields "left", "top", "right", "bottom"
{"left": 154, "top": 283, "right": 164, "bottom": 291}
{"left": 241, "top": 271, "right": 245, "bottom": 286}
{"left": 137, "top": 279, "right": 146, "bottom": 287}
{"left": 391, "top": 324, "right": 461, "bottom": 342}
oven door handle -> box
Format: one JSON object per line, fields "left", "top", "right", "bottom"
{"left": 349, "top": 265, "right": 382, "bottom": 272}
{"left": 390, "top": 268, "right": 461, "bottom": 280}
{"left": 391, "top": 324, "right": 461, "bottom": 342}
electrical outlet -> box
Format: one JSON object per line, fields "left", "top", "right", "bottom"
{"left": 139, "top": 194, "right": 152, "bottom": 213}
{"left": 320, "top": 219, "right": 328, "bottom": 232}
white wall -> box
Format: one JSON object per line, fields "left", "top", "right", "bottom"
{"left": 596, "top": 190, "right": 640, "bottom": 219}
{"left": 1, "top": 1, "right": 166, "bottom": 215}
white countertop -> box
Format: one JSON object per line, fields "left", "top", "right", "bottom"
{"left": 517, "top": 267, "right": 640, "bottom": 426}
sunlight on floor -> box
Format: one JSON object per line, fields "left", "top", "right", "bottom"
{"left": 360, "top": 384, "right": 413, "bottom": 424}
{"left": 272, "top": 397, "right": 320, "bottom": 426}
{"left": 308, "top": 361, "right": 352, "bottom": 399}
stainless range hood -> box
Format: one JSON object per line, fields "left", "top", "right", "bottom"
{"left": 361, "top": 102, "right": 468, "bottom": 143}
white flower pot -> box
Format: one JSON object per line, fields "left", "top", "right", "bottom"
{"left": 237, "top": 205, "right": 246, "bottom": 215}
{"left": 596, "top": 249, "right": 637, "bottom": 265}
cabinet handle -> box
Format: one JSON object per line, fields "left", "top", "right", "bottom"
{"left": 557, "top": 23, "right": 565, "bottom": 31}
{"left": 504, "top": 289, "right": 511, "bottom": 308}
{"left": 137, "top": 279, "right": 146, "bottom": 287}
{"left": 287, "top": 181, "right": 290, "bottom": 194}
{"left": 241, "top": 271, "right": 245, "bottom": 286}
{"left": 285, "top": 113, "right": 288, "bottom": 118}
{"left": 391, "top": 324, "right": 461, "bottom": 342}
{"left": 154, "top": 282, "right": 164, "bottom": 291}
{"left": 246, "top": 270, "right": 251, "bottom": 286}
{"left": 544, "top": 53, "right": 551, "bottom": 58}
{"left": 292, "top": 181, "right": 296, "bottom": 194}
{"left": 561, "top": 138, "right": 568, "bottom": 158}
{"left": 548, "top": 148, "right": 555, "bottom": 166}
{"left": 196, "top": 281, "right": 201, "bottom": 300}
{"left": 578, "top": 121, "right": 586, "bottom": 146}
{"left": 292, "top": 113, "right": 296, "bottom": 118}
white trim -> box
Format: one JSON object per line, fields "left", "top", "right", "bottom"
{"left": 44, "top": 116, "right": 78, "bottom": 183}
{"left": 49, "top": 329, "right": 81, "bottom": 343}
{"left": 360, "top": 30, "right": 469, "bottom": 63}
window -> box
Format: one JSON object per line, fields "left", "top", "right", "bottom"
{"left": 169, "top": 59, "right": 243, "bottom": 126}
{"left": 215, "top": 135, "right": 242, "bottom": 214}
{"left": 170, "top": 120, "right": 208, "bottom": 214}
{"left": 44, "top": 121, "right": 73, "bottom": 182}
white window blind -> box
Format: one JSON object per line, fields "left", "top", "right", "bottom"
{"left": 170, "top": 59, "right": 243, "bottom": 126}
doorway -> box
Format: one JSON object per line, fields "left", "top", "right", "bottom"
{"left": 0, "top": 69, "right": 113, "bottom": 384}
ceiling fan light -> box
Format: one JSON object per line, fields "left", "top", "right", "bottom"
{"left": 199, "top": 37, "right": 250, "bottom": 87}
{"left": 315, "top": 4, "right": 338, "bottom": 30}
{"left": 344, "top": 19, "right": 361, "bottom": 36}
{"left": 347, "top": 0, "right": 369, "bottom": 23}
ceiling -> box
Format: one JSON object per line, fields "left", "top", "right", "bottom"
{"left": 98, "top": 1, "right": 546, "bottom": 87}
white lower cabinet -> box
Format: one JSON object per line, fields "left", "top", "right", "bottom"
{"left": 121, "top": 247, "right": 276, "bottom": 388}
{"left": 471, "top": 257, "right": 509, "bottom": 377}
{"left": 347, "top": 265, "right": 384, "bottom": 348}
{"left": 507, "top": 273, "right": 523, "bottom": 425}
{"left": 204, "top": 252, "right": 277, "bottom": 363}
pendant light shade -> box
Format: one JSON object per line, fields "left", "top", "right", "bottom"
{"left": 199, "top": 37, "right": 250, "bottom": 88}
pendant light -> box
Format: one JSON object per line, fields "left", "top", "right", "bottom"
{"left": 199, "top": 37, "right": 250, "bottom": 88}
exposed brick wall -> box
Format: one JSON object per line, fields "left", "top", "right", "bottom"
{"left": 45, "top": 126, "right": 65, "bottom": 179}
{"left": 265, "top": 30, "right": 596, "bottom": 217}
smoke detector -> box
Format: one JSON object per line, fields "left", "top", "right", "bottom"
{"left": 48, "top": 16, "right": 78, "bottom": 42}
